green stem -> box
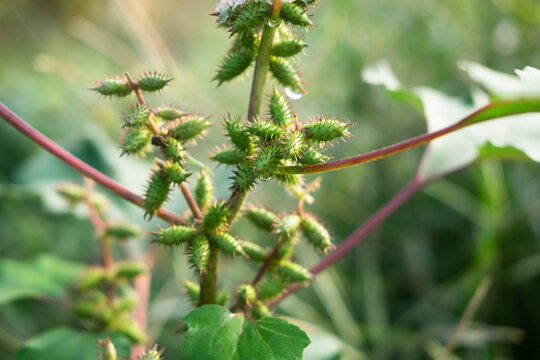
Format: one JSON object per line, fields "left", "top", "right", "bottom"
{"left": 198, "top": 242, "right": 219, "bottom": 305}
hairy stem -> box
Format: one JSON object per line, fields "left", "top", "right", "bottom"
{"left": 267, "top": 176, "right": 425, "bottom": 307}
{"left": 0, "top": 101, "right": 186, "bottom": 225}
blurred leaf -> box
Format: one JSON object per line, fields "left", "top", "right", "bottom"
{"left": 363, "top": 61, "right": 540, "bottom": 179}
{"left": 16, "top": 327, "right": 130, "bottom": 360}
{"left": 0, "top": 254, "right": 83, "bottom": 305}
{"left": 459, "top": 61, "right": 540, "bottom": 98}
{"left": 183, "top": 305, "right": 311, "bottom": 360}
{"left": 417, "top": 87, "right": 540, "bottom": 179}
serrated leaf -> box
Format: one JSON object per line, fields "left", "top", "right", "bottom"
{"left": 0, "top": 255, "right": 83, "bottom": 305}
{"left": 16, "top": 327, "right": 130, "bottom": 360}
{"left": 183, "top": 305, "right": 310, "bottom": 360}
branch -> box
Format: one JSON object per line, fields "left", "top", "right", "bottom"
{"left": 0, "top": 101, "right": 186, "bottom": 225}
{"left": 267, "top": 176, "right": 425, "bottom": 307}
{"left": 278, "top": 98, "right": 540, "bottom": 175}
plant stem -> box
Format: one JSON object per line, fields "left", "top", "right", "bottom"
{"left": 130, "top": 253, "right": 154, "bottom": 358}
{"left": 83, "top": 178, "right": 115, "bottom": 304}
{"left": 181, "top": 182, "right": 203, "bottom": 219}
{"left": 252, "top": 243, "right": 281, "bottom": 286}
{"left": 0, "top": 101, "right": 186, "bottom": 225}
{"left": 279, "top": 121, "right": 466, "bottom": 175}
{"left": 267, "top": 176, "right": 425, "bottom": 307}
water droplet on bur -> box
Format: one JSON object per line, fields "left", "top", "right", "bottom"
{"left": 144, "top": 213, "right": 152, "bottom": 222}
{"left": 285, "top": 87, "right": 303, "bottom": 100}
{"left": 259, "top": 176, "right": 273, "bottom": 182}
{"left": 267, "top": 17, "right": 281, "bottom": 28}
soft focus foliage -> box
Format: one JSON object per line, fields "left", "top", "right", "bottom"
{"left": 1, "top": 0, "right": 540, "bottom": 359}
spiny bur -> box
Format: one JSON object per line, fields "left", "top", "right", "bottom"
{"left": 136, "top": 346, "right": 163, "bottom": 360}
{"left": 268, "top": 89, "right": 293, "bottom": 127}
{"left": 215, "top": 51, "right": 254, "bottom": 85}
{"left": 201, "top": 201, "right": 230, "bottom": 233}
{"left": 259, "top": 279, "right": 287, "bottom": 300}
{"left": 301, "top": 216, "right": 333, "bottom": 254}
{"left": 138, "top": 72, "right": 171, "bottom": 93}
{"left": 246, "top": 206, "right": 279, "bottom": 232}
{"left": 213, "top": 232, "right": 246, "bottom": 257}
{"left": 144, "top": 168, "right": 172, "bottom": 220}
{"left": 169, "top": 115, "right": 210, "bottom": 144}
{"left": 248, "top": 117, "right": 284, "bottom": 141}
{"left": 194, "top": 170, "right": 214, "bottom": 211}
{"left": 269, "top": 57, "right": 304, "bottom": 93}
{"left": 272, "top": 38, "right": 308, "bottom": 58}
{"left": 279, "top": 3, "right": 314, "bottom": 27}
{"left": 93, "top": 76, "right": 132, "bottom": 98}
{"left": 153, "top": 225, "right": 197, "bottom": 246}
{"left": 237, "top": 284, "right": 257, "bottom": 308}
{"left": 114, "top": 261, "right": 147, "bottom": 280}
{"left": 250, "top": 301, "right": 272, "bottom": 319}
{"left": 105, "top": 222, "right": 142, "bottom": 241}
{"left": 188, "top": 235, "right": 210, "bottom": 273}
{"left": 275, "top": 260, "right": 312, "bottom": 283}
{"left": 225, "top": 115, "right": 254, "bottom": 154}
{"left": 302, "top": 116, "right": 352, "bottom": 145}
{"left": 123, "top": 104, "right": 150, "bottom": 128}
{"left": 211, "top": 146, "right": 245, "bottom": 166}
{"left": 241, "top": 241, "right": 269, "bottom": 263}
{"left": 156, "top": 105, "right": 187, "bottom": 121}
{"left": 98, "top": 338, "right": 117, "bottom": 360}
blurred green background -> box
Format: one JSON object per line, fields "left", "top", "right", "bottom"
{"left": 1, "top": 0, "right": 539, "bottom": 359}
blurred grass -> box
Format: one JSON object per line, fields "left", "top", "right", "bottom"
{"left": 1, "top": 0, "right": 540, "bottom": 359}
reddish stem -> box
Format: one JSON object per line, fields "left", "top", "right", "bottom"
{"left": 181, "top": 182, "right": 202, "bottom": 219}
{"left": 252, "top": 243, "right": 281, "bottom": 286}
{"left": 0, "top": 101, "right": 186, "bottom": 225}
{"left": 130, "top": 253, "right": 154, "bottom": 357}
{"left": 267, "top": 176, "right": 425, "bottom": 307}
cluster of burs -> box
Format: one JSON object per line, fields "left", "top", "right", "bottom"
{"left": 90, "top": 0, "right": 351, "bottom": 319}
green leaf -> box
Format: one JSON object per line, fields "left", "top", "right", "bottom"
{"left": 183, "top": 305, "right": 311, "bottom": 360}
{"left": 0, "top": 254, "right": 83, "bottom": 305}
{"left": 16, "top": 327, "right": 130, "bottom": 360}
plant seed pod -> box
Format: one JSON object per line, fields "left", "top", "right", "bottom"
{"left": 224, "top": 115, "right": 254, "bottom": 154}
{"left": 236, "top": 284, "right": 257, "bottom": 307}
{"left": 241, "top": 241, "right": 269, "bottom": 263}
{"left": 123, "top": 104, "right": 150, "bottom": 128}
{"left": 113, "top": 296, "right": 138, "bottom": 314}
{"left": 281, "top": 131, "right": 304, "bottom": 160}
{"left": 274, "top": 214, "right": 301, "bottom": 240}
{"left": 98, "top": 338, "right": 117, "bottom": 360}
{"left": 164, "top": 161, "right": 191, "bottom": 184}
{"left": 301, "top": 216, "right": 333, "bottom": 254}
{"left": 76, "top": 267, "right": 107, "bottom": 291}
{"left": 298, "top": 146, "right": 329, "bottom": 165}
{"left": 272, "top": 38, "right": 308, "bottom": 58}
{"left": 156, "top": 105, "right": 187, "bottom": 121}
{"left": 279, "top": 3, "right": 314, "bottom": 27}
{"left": 114, "top": 261, "right": 147, "bottom": 280}
{"left": 183, "top": 280, "right": 200, "bottom": 306}
{"left": 213, "top": 232, "right": 246, "bottom": 257}
{"left": 258, "top": 279, "right": 287, "bottom": 300}
{"left": 121, "top": 127, "right": 152, "bottom": 156}
{"left": 230, "top": 1, "right": 270, "bottom": 35}
{"left": 161, "top": 137, "right": 185, "bottom": 163}
{"left": 250, "top": 300, "right": 272, "bottom": 320}
{"left": 144, "top": 168, "right": 172, "bottom": 220}
{"left": 215, "top": 50, "right": 254, "bottom": 86}
{"left": 56, "top": 183, "right": 85, "bottom": 205}
{"left": 255, "top": 146, "right": 281, "bottom": 180}
{"left": 231, "top": 161, "right": 258, "bottom": 193}
{"left": 247, "top": 117, "right": 284, "bottom": 141}
{"left": 153, "top": 225, "right": 197, "bottom": 246}
{"left": 105, "top": 222, "right": 141, "bottom": 241}
{"left": 268, "top": 88, "right": 292, "bottom": 127}
{"left": 169, "top": 115, "right": 210, "bottom": 143}
{"left": 245, "top": 206, "right": 279, "bottom": 232}
{"left": 72, "top": 300, "right": 100, "bottom": 319}
{"left": 275, "top": 260, "right": 312, "bottom": 283}
{"left": 211, "top": 146, "right": 245, "bottom": 166}
{"left": 302, "top": 116, "right": 352, "bottom": 145}
{"left": 269, "top": 57, "right": 304, "bottom": 93}
{"left": 194, "top": 170, "right": 214, "bottom": 211}
{"left": 201, "top": 201, "right": 230, "bottom": 233}
{"left": 188, "top": 235, "right": 210, "bottom": 273}
{"left": 138, "top": 71, "right": 171, "bottom": 93}
{"left": 92, "top": 77, "right": 132, "bottom": 97}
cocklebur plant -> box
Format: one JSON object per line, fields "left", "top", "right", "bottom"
{"left": 1, "top": 0, "right": 540, "bottom": 359}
